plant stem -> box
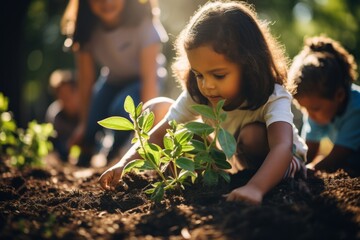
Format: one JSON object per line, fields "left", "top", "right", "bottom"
{"left": 134, "top": 121, "right": 166, "bottom": 182}
{"left": 172, "top": 159, "right": 178, "bottom": 180}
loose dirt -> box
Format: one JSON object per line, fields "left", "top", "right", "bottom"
{"left": 1, "top": 154, "right": 359, "bottom": 239}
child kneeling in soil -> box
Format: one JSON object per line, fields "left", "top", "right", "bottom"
{"left": 46, "top": 69, "right": 80, "bottom": 161}
{"left": 99, "top": 0, "right": 308, "bottom": 204}
{"left": 287, "top": 36, "right": 360, "bottom": 176}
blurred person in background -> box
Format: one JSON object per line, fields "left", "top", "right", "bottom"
{"left": 288, "top": 36, "right": 360, "bottom": 176}
{"left": 46, "top": 69, "right": 80, "bottom": 162}
{"left": 61, "top": 0, "right": 169, "bottom": 166}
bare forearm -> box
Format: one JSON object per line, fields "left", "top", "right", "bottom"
{"left": 75, "top": 51, "right": 96, "bottom": 122}
{"left": 140, "top": 43, "right": 161, "bottom": 102}
{"left": 141, "top": 78, "right": 158, "bottom": 102}
{"left": 111, "top": 143, "right": 141, "bottom": 169}
{"left": 247, "top": 146, "right": 292, "bottom": 195}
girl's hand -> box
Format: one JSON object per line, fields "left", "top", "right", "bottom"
{"left": 223, "top": 184, "right": 263, "bottom": 205}
{"left": 98, "top": 166, "right": 124, "bottom": 191}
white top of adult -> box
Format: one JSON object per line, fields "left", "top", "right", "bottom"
{"left": 85, "top": 18, "right": 168, "bottom": 82}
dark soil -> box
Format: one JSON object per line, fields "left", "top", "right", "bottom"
{"left": 0, "top": 154, "right": 359, "bottom": 240}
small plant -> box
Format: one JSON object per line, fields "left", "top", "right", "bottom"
{"left": 0, "top": 92, "right": 54, "bottom": 169}
{"left": 185, "top": 100, "right": 236, "bottom": 186}
{"left": 98, "top": 96, "right": 236, "bottom": 201}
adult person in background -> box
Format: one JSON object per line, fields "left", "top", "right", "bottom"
{"left": 61, "top": 0, "right": 169, "bottom": 166}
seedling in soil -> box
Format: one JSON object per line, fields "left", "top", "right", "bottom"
{"left": 185, "top": 100, "right": 236, "bottom": 186}
{"left": 98, "top": 96, "right": 236, "bottom": 201}
{"left": 0, "top": 92, "right": 54, "bottom": 169}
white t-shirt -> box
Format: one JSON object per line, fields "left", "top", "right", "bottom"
{"left": 86, "top": 18, "right": 168, "bottom": 82}
{"left": 165, "top": 84, "right": 308, "bottom": 161}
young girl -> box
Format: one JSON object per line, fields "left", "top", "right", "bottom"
{"left": 99, "top": 0, "right": 307, "bottom": 204}
{"left": 287, "top": 36, "right": 360, "bottom": 175}
{"left": 61, "top": 0, "right": 168, "bottom": 166}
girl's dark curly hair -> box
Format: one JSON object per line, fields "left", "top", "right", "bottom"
{"left": 172, "top": 0, "right": 288, "bottom": 111}
{"left": 287, "top": 36, "right": 358, "bottom": 100}
{"left": 62, "top": 0, "right": 155, "bottom": 50}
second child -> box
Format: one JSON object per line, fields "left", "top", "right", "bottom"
{"left": 287, "top": 36, "right": 360, "bottom": 175}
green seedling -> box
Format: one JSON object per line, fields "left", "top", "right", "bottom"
{"left": 185, "top": 99, "right": 237, "bottom": 186}
{"left": 98, "top": 96, "right": 236, "bottom": 202}
{"left": 0, "top": 92, "right": 54, "bottom": 169}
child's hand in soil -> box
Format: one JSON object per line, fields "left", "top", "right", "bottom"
{"left": 98, "top": 166, "right": 124, "bottom": 191}
{"left": 223, "top": 184, "right": 263, "bottom": 204}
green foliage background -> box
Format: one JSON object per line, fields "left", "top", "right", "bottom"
{"left": 18, "top": 0, "right": 360, "bottom": 125}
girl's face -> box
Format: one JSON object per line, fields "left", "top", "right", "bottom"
{"left": 296, "top": 91, "right": 344, "bottom": 125}
{"left": 88, "top": 0, "right": 125, "bottom": 27}
{"left": 186, "top": 45, "right": 241, "bottom": 107}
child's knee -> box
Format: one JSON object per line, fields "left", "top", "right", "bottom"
{"left": 237, "top": 122, "right": 268, "bottom": 150}
{"left": 236, "top": 122, "right": 269, "bottom": 168}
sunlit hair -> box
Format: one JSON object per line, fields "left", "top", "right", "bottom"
{"left": 172, "top": 0, "right": 288, "bottom": 111}
{"left": 61, "top": 0, "right": 157, "bottom": 50}
{"left": 287, "top": 36, "right": 358, "bottom": 100}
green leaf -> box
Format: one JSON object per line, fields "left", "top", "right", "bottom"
{"left": 98, "top": 117, "right": 134, "bottom": 131}
{"left": 185, "top": 122, "right": 214, "bottom": 136}
{"left": 175, "top": 129, "right": 193, "bottom": 145}
{"left": 139, "top": 161, "right": 156, "bottom": 170}
{"left": 218, "top": 170, "right": 231, "bottom": 183}
{"left": 144, "top": 143, "right": 162, "bottom": 165}
{"left": 144, "top": 187, "right": 155, "bottom": 194}
{"left": 140, "top": 132, "right": 150, "bottom": 141}
{"left": 142, "top": 111, "right": 155, "bottom": 133}
{"left": 214, "top": 158, "right": 232, "bottom": 170}
{"left": 176, "top": 157, "right": 195, "bottom": 171}
{"left": 131, "top": 137, "right": 138, "bottom": 144}
{"left": 124, "top": 95, "right": 136, "bottom": 116}
{"left": 178, "top": 170, "right": 197, "bottom": 182}
{"left": 136, "top": 102, "right": 143, "bottom": 117}
{"left": 189, "top": 139, "right": 206, "bottom": 154}
{"left": 38, "top": 141, "right": 48, "bottom": 156}
{"left": 168, "top": 119, "right": 177, "bottom": 129}
{"left": 181, "top": 144, "right": 195, "bottom": 152}
{"left": 151, "top": 183, "right": 165, "bottom": 202}
{"left": 203, "top": 169, "right": 218, "bottom": 186}
{"left": 163, "top": 135, "right": 174, "bottom": 150}
{"left": 210, "top": 148, "right": 226, "bottom": 161}
{"left": 194, "top": 151, "right": 213, "bottom": 164}
{"left": 210, "top": 148, "right": 232, "bottom": 169}
{"left": 124, "top": 159, "right": 145, "bottom": 174}
{"left": 219, "top": 113, "right": 227, "bottom": 122}
{"left": 160, "top": 156, "right": 171, "bottom": 164}
{"left": 218, "top": 128, "right": 236, "bottom": 159}
{"left": 191, "top": 105, "right": 216, "bottom": 120}
{"left": 173, "top": 145, "right": 183, "bottom": 157}
{"left": 162, "top": 149, "right": 172, "bottom": 158}
{"left": 216, "top": 99, "right": 225, "bottom": 114}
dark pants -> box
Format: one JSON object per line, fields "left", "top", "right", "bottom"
{"left": 83, "top": 76, "right": 141, "bottom": 155}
